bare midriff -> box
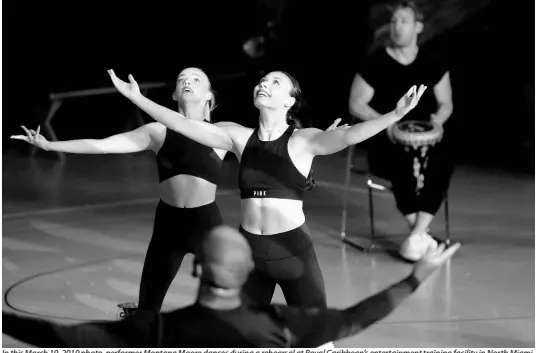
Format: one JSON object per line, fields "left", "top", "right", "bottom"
{"left": 159, "top": 174, "right": 217, "bottom": 208}
{"left": 240, "top": 198, "right": 305, "bottom": 235}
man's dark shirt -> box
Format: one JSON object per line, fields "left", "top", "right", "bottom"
{"left": 357, "top": 47, "right": 449, "bottom": 124}
{"left": 3, "top": 275, "right": 420, "bottom": 348}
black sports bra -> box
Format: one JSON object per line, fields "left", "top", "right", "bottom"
{"left": 238, "top": 125, "right": 307, "bottom": 200}
{"left": 156, "top": 127, "right": 222, "bottom": 184}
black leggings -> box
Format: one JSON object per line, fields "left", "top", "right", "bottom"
{"left": 138, "top": 200, "right": 223, "bottom": 310}
{"left": 239, "top": 224, "right": 327, "bottom": 309}
{"left": 368, "top": 137, "right": 454, "bottom": 216}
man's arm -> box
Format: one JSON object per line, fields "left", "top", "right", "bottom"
{"left": 281, "top": 275, "right": 419, "bottom": 347}
{"left": 338, "top": 275, "right": 420, "bottom": 339}
{"left": 283, "top": 243, "right": 461, "bottom": 347}
{"left": 2, "top": 311, "right": 161, "bottom": 348}
{"left": 348, "top": 74, "right": 383, "bottom": 121}
{"left": 431, "top": 71, "right": 453, "bottom": 126}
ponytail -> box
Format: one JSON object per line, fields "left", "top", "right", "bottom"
{"left": 286, "top": 115, "right": 303, "bottom": 129}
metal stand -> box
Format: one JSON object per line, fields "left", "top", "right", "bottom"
{"left": 340, "top": 144, "right": 376, "bottom": 252}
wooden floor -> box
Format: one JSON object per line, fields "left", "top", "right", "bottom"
{"left": 2, "top": 149, "right": 535, "bottom": 348}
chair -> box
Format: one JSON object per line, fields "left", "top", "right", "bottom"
{"left": 340, "top": 144, "right": 451, "bottom": 253}
{"left": 366, "top": 174, "right": 451, "bottom": 247}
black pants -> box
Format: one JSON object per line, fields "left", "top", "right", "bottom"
{"left": 138, "top": 200, "right": 223, "bottom": 310}
{"left": 367, "top": 136, "right": 455, "bottom": 216}
{"left": 240, "top": 224, "right": 327, "bottom": 309}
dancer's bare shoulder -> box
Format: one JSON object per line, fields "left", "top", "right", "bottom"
{"left": 145, "top": 122, "right": 167, "bottom": 134}
{"left": 212, "top": 121, "right": 254, "bottom": 158}
{"left": 213, "top": 121, "right": 254, "bottom": 143}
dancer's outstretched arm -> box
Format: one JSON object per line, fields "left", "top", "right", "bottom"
{"left": 2, "top": 311, "right": 161, "bottom": 348}
{"left": 297, "top": 85, "right": 427, "bottom": 156}
{"left": 10, "top": 123, "right": 163, "bottom": 154}
{"left": 108, "top": 70, "right": 244, "bottom": 153}
{"left": 282, "top": 242, "right": 460, "bottom": 348}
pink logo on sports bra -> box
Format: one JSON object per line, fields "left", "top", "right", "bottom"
{"left": 253, "top": 190, "right": 267, "bottom": 197}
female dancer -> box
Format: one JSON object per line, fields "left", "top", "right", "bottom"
{"left": 107, "top": 69, "right": 426, "bottom": 309}
{"left": 11, "top": 67, "right": 227, "bottom": 312}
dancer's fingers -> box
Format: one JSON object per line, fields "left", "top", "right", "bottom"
{"left": 107, "top": 69, "right": 118, "bottom": 84}
{"left": 10, "top": 135, "right": 29, "bottom": 141}
{"left": 415, "top": 85, "right": 426, "bottom": 102}
{"left": 326, "top": 118, "right": 342, "bottom": 131}
{"left": 434, "top": 243, "right": 446, "bottom": 255}
{"left": 420, "top": 85, "right": 427, "bottom": 97}
{"left": 439, "top": 242, "right": 462, "bottom": 261}
{"left": 21, "top": 126, "right": 33, "bottom": 140}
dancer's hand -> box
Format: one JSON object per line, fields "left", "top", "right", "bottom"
{"left": 412, "top": 242, "right": 461, "bottom": 282}
{"left": 108, "top": 69, "right": 141, "bottom": 101}
{"left": 10, "top": 125, "right": 50, "bottom": 150}
{"left": 395, "top": 85, "right": 427, "bottom": 118}
{"left": 326, "top": 118, "right": 350, "bottom": 132}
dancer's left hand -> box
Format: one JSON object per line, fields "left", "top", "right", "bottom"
{"left": 395, "top": 85, "right": 427, "bottom": 118}
{"left": 108, "top": 70, "right": 141, "bottom": 101}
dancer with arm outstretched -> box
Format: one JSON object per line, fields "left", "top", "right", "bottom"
{"left": 11, "top": 68, "right": 227, "bottom": 312}
{"left": 107, "top": 69, "right": 426, "bottom": 311}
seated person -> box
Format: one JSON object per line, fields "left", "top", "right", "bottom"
{"left": 349, "top": 1, "right": 455, "bottom": 261}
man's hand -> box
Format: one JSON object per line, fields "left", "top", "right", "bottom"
{"left": 412, "top": 242, "right": 461, "bottom": 282}
{"left": 386, "top": 124, "right": 397, "bottom": 143}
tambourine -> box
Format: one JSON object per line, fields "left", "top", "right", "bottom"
{"left": 390, "top": 120, "right": 443, "bottom": 149}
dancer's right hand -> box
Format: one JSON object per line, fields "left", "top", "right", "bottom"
{"left": 412, "top": 242, "right": 461, "bottom": 282}
{"left": 108, "top": 69, "right": 141, "bottom": 100}
{"left": 10, "top": 125, "right": 50, "bottom": 150}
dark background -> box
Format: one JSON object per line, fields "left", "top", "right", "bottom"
{"left": 3, "top": 0, "right": 534, "bottom": 172}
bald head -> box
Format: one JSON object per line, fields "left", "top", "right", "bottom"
{"left": 195, "top": 225, "right": 254, "bottom": 289}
